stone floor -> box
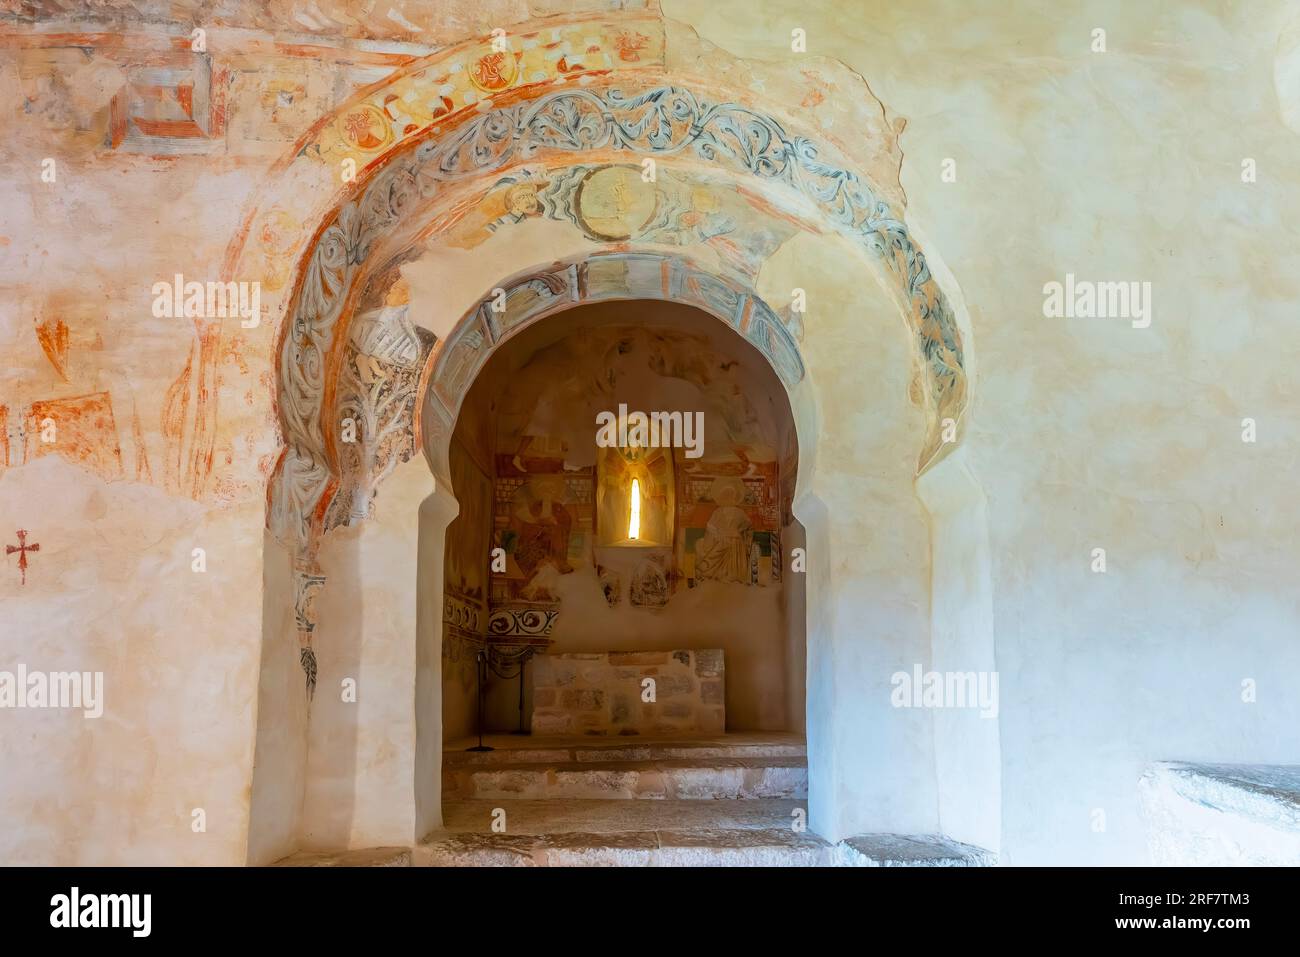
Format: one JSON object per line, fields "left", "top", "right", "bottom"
{"left": 427, "top": 798, "right": 830, "bottom": 866}
{"left": 273, "top": 846, "right": 413, "bottom": 867}
{"left": 273, "top": 733, "right": 996, "bottom": 867}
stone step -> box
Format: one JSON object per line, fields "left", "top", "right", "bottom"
{"left": 429, "top": 798, "right": 827, "bottom": 865}
{"left": 267, "top": 802, "right": 996, "bottom": 867}
{"left": 443, "top": 733, "right": 806, "bottom": 766}
{"left": 408, "top": 801, "right": 994, "bottom": 867}
{"left": 442, "top": 756, "right": 808, "bottom": 800}
{"left": 443, "top": 797, "right": 809, "bottom": 834}
{"left": 417, "top": 827, "right": 832, "bottom": 866}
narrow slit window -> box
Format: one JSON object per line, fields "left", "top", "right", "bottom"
{"left": 628, "top": 478, "right": 641, "bottom": 540}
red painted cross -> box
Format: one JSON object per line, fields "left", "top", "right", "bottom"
{"left": 6, "top": 529, "right": 39, "bottom": 585}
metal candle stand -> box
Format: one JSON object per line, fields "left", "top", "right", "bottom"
{"left": 466, "top": 641, "right": 540, "bottom": 752}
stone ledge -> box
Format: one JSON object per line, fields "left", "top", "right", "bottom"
{"left": 417, "top": 828, "right": 832, "bottom": 867}
{"left": 272, "top": 846, "right": 412, "bottom": 867}
{"left": 442, "top": 732, "right": 806, "bottom": 765}
{"left": 1139, "top": 761, "right": 1300, "bottom": 865}
{"left": 834, "top": 834, "right": 995, "bottom": 867}
{"left": 442, "top": 756, "right": 808, "bottom": 800}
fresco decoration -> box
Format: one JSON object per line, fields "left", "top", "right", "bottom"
{"left": 161, "top": 326, "right": 222, "bottom": 500}
{"left": 268, "top": 446, "right": 334, "bottom": 548}
{"left": 107, "top": 52, "right": 229, "bottom": 155}
{"left": 277, "top": 81, "right": 964, "bottom": 553}
{"left": 444, "top": 594, "right": 482, "bottom": 633}
{"left": 492, "top": 459, "right": 593, "bottom": 605}
{"left": 307, "top": 20, "right": 666, "bottom": 169}
{"left": 35, "top": 318, "right": 70, "bottom": 381}
{"left": 488, "top": 457, "right": 590, "bottom": 643}
{"left": 443, "top": 164, "right": 797, "bottom": 278}
{"left": 270, "top": 249, "right": 799, "bottom": 716}
{"left": 487, "top": 608, "right": 559, "bottom": 639}
{"left": 463, "top": 317, "right": 792, "bottom": 632}
{"left": 425, "top": 252, "right": 803, "bottom": 429}
{"left": 629, "top": 552, "right": 670, "bottom": 608}
{"left": 293, "top": 565, "right": 326, "bottom": 698}
{"left": 443, "top": 592, "right": 485, "bottom": 673}
{"left": 299, "top": 647, "right": 318, "bottom": 699}
{"left": 597, "top": 564, "right": 621, "bottom": 608}
{"left": 677, "top": 470, "right": 781, "bottom": 589}
{"left": 746, "top": 302, "right": 805, "bottom": 388}
{"left": 5, "top": 530, "right": 40, "bottom": 587}
{"left": 19, "top": 392, "right": 124, "bottom": 484}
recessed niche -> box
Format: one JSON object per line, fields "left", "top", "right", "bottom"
{"left": 596, "top": 444, "right": 675, "bottom": 548}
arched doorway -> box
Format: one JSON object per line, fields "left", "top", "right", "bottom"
{"left": 433, "top": 298, "right": 807, "bottom": 857}
{"left": 244, "top": 10, "right": 995, "bottom": 865}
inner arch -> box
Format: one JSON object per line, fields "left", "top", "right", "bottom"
{"left": 437, "top": 298, "right": 806, "bottom": 790}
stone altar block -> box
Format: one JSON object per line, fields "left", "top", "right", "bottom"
{"left": 530, "top": 649, "right": 725, "bottom": 735}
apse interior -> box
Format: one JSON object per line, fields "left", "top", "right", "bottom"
{"left": 439, "top": 299, "right": 805, "bottom": 753}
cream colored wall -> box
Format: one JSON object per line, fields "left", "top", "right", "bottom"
{"left": 0, "top": 21, "right": 364, "bottom": 866}
{"left": 246, "top": 531, "right": 310, "bottom": 865}
{"left": 416, "top": 483, "right": 459, "bottom": 839}
{"left": 676, "top": 0, "right": 1300, "bottom": 861}
{"left": 757, "top": 230, "right": 942, "bottom": 840}
{"left": 4, "top": 0, "right": 1296, "bottom": 865}
{"left": 298, "top": 456, "right": 433, "bottom": 851}
{"left": 0, "top": 459, "right": 264, "bottom": 864}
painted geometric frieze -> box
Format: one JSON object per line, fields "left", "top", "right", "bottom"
{"left": 303, "top": 19, "right": 665, "bottom": 169}
{"left": 444, "top": 594, "right": 483, "bottom": 633}
{"left": 487, "top": 607, "right": 559, "bottom": 639}
{"left": 431, "top": 265, "right": 579, "bottom": 413}
{"left": 108, "top": 54, "right": 228, "bottom": 155}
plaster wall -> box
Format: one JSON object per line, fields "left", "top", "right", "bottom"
{"left": 676, "top": 0, "right": 1300, "bottom": 862}
{"left": 760, "top": 231, "right": 941, "bottom": 841}
{"left": 0, "top": 459, "right": 262, "bottom": 865}
{"left": 2, "top": 0, "right": 1295, "bottom": 865}
{"left": 298, "top": 456, "right": 433, "bottom": 851}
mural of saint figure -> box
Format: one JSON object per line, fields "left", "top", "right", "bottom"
{"left": 508, "top": 473, "right": 573, "bottom": 578}
{"left": 694, "top": 479, "right": 753, "bottom": 584}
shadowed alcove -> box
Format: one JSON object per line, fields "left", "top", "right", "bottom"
{"left": 438, "top": 298, "right": 806, "bottom": 811}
